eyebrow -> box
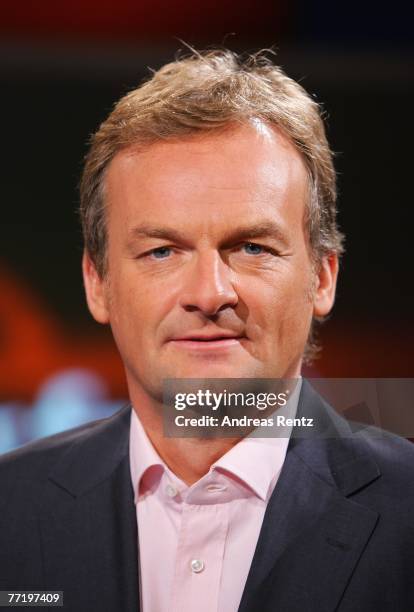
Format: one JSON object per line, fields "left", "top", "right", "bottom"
{"left": 126, "top": 221, "right": 290, "bottom": 249}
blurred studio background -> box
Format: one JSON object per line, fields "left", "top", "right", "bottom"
{"left": 1, "top": 1, "right": 413, "bottom": 452}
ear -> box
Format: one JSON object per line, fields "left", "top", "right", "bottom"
{"left": 82, "top": 251, "right": 110, "bottom": 324}
{"left": 312, "top": 253, "right": 339, "bottom": 317}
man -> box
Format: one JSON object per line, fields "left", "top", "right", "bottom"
{"left": 1, "top": 50, "right": 413, "bottom": 611}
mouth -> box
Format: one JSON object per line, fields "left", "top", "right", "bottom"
{"left": 168, "top": 335, "right": 246, "bottom": 351}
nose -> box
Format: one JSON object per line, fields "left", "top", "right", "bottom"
{"left": 178, "top": 250, "right": 238, "bottom": 316}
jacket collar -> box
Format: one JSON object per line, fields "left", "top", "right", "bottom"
{"left": 290, "top": 379, "right": 381, "bottom": 495}
{"left": 238, "top": 379, "right": 382, "bottom": 612}
{"left": 48, "top": 404, "right": 131, "bottom": 497}
{"left": 48, "top": 380, "right": 381, "bottom": 500}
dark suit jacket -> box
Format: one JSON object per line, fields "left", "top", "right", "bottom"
{"left": 1, "top": 380, "right": 414, "bottom": 611}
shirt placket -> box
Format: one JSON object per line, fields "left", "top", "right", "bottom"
{"left": 171, "top": 501, "right": 229, "bottom": 612}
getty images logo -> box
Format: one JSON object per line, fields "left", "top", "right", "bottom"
{"left": 174, "top": 388, "right": 289, "bottom": 411}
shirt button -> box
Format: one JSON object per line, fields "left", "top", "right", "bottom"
{"left": 190, "top": 559, "right": 205, "bottom": 573}
{"left": 165, "top": 484, "right": 178, "bottom": 498}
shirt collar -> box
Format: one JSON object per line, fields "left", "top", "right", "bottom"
{"left": 129, "top": 410, "right": 169, "bottom": 504}
{"left": 211, "top": 378, "right": 302, "bottom": 501}
{"left": 129, "top": 378, "right": 302, "bottom": 504}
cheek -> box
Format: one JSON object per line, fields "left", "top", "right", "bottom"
{"left": 106, "top": 273, "right": 146, "bottom": 335}
{"left": 107, "top": 270, "right": 176, "bottom": 342}
{"left": 241, "top": 273, "right": 313, "bottom": 336}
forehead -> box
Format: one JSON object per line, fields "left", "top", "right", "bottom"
{"left": 104, "top": 123, "right": 309, "bottom": 236}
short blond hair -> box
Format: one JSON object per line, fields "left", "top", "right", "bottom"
{"left": 79, "top": 49, "right": 345, "bottom": 361}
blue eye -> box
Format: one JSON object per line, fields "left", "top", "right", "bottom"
{"left": 243, "top": 242, "right": 265, "bottom": 255}
{"left": 151, "top": 246, "right": 171, "bottom": 259}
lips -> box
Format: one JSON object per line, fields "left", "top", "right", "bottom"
{"left": 170, "top": 331, "right": 244, "bottom": 342}
{"left": 175, "top": 336, "right": 243, "bottom": 342}
{"left": 168, "top": 330, "right": 246, "bottom": 350}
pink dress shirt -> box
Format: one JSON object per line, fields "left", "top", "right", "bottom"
{"left": 129, "top": 381, "right": 301, "bottom": 612}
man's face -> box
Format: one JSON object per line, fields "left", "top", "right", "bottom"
{"left": 83, "top": 123, "right": 337, "bottom": 402}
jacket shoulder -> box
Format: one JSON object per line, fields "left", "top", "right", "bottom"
{"left": 0, "top": 408, "right": 127, "bottom": 483}
{"left": 357, "top": 425, "right": 414, "bottom": 483}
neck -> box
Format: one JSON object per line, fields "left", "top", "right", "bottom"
{"left": 128, "top": 363, "right": 302, "bottom": 486}
{"left": 146, "top": 425, "right": 239, "bottom": 485}
{"left": 131, "top": 397, "right": 240, "bottom": 485}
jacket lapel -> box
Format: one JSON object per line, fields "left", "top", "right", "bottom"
{"left": 39, "top": 406, "right": 139, "bottom": 612}
{"left": 238, "top": 380, "right": 381, "bottom": 612}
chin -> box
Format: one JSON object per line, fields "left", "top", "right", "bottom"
{"left": 175, "top": 362, "right": 260, "bottom": 381}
